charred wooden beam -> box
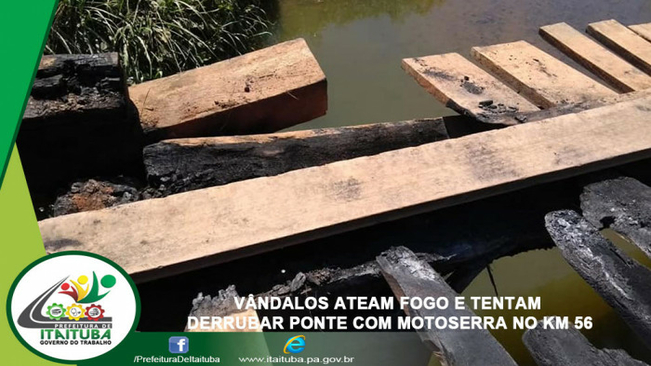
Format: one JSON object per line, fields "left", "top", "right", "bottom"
{"left": 545, "top": 210, "right": 651, "bottom": 348}
{"left": 376, "top": 246, "right": 517, "bottom": 366}
{"left": 143, "top": 118, "right": 449, "bottom": 196}
{"left": 580, "top": 177, "right": 651, "bottom": 258}
{"left": 18, "top": 53, "right": 144, "bottom": 211}
{"left": 48, "top": 118, "right": 450, "bottom": 217}
{"left": 523, "top": 322, "right": 648, "bottom": 366}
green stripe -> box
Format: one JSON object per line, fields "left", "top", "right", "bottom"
{"left": 0, "top": 0, "right": 58, "bottom": 189}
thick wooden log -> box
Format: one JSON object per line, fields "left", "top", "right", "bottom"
{"left": 129, "top": 39, "right": 327, "bottom": 142}
{"left": 588, "top": 20, "right": 651, "bottom": 75}
{"left": 401, "top": 53, "right": 539, "bottom": 125}
{"left": 377, "top": 246, "right": 517, "bottom": 366}
{"left": 545, "top": 210, "right": 651, "bottom": 347}
{"left": 523, "top": 322, "right": 648, "bottom": 366}
{"left": 540, "top": 22, "right": 651, "bottom": 92}
{"left": 39, "top": 95, "right": 651, "bottom": 282}
{"left": 144, "top": 118, "right": 449, "bottom": 195}
{"left": 47, "top": 118, "right": 449, "bottom": 217}
{"left": 18, "top": 53, "right": 143, "bottom": 209}
{"left": 471, "top": 40, "right": 617, "bottom": 108}
{"left": 580, "top": 177, "right": 651, "bottom": 258}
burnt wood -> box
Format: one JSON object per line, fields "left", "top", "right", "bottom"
{"left": 376, "top": 246, "right": 517, "bottom": 366}
{"left": 143, "top": 118, "right": 449, "bottom": 196}
{"left": 18, "top": 53, "right": 144, "bottom": 212}
{"left": 545, "top": 210, "right": 651, "bottom": 348}
{"left": 523, "top": 322, "right": 648, "bottom": 366}
{"left": 50, "top": 118, "right": 450, "bottom": 217}
{"left": 580, "top": 177, "right": 651, "bottom": 258}
{"left": 185, "top": 285, "right": 260, "bottom": 332}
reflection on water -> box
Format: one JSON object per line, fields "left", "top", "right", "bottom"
{"left": 267, "top": 0, "right": 651, "bottom": 129}
{"left": 268, "top": 1, "right": 651, "bottom": 364}
{"left": 429, "top": 230, "right": 651, "bottom": 366}
{"left": 463, "top": 233, "right": 651, "bottom": 365}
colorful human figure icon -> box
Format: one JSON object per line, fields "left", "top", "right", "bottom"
{"left": 70, "top": 275, "right": 90, "bottom": 301}
{"left": 58, "top": 273, "right": 116, "bottom": 303}
{"left": 59, "top": 282, "right": 78, "bottom": 301}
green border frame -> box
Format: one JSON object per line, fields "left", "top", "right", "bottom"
{"left": 0, "top": 0, "right": 58, "bottom": 187}
{"left": 6, "top": 251, "right": 142, "bottom": 364}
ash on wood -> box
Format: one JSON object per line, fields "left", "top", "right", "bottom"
{"left": 50, "top": 118, "right": 449, "bottom": 216}
{"left": 129, "top": 39, "right": 327, "bottom": 142}
{"left": 523, "top": 322, "right": 648, "bottom": 366}
{"left": 185, "top": 286, "right": 260, "bottom": 332}
{"left": 580, "top": 177, "right": 651, "bottom": 258}
{"left": 489, "top": 88, "right": 651, "bottom": 125}
{"left": 18, "top": 53, "right": 143, "bottom": 210}
{"left": 545, "top": 210, "right": 651, "bottom": 347}
{"left": 377, "top": 246, "right": 517, "bottom": 366}
{"left": 144, "top": 118, "right": 449, "bottom": 195}
{"left": 52, "top": 179, "right": 140, "bottom": 217}
{"left": 401, "top": 53, "right": 538, "bottom": 125}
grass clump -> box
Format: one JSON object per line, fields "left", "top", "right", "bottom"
{"left": 46, "top": 0, "right": 272, "bottom": 83}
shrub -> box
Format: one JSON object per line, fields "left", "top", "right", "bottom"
{"left": 46, "top": 0, "right": 272, "bottom": 83}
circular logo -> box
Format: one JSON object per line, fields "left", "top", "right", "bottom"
{"left": 7, "top": 252, "right": 140, "bottom": 363}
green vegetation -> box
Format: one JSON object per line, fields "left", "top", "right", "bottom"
{"left": 46, "top": 0, "right": 272, "bottom": 83}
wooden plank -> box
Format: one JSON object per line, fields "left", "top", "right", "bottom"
{"left": 523, "top": 322, "right": 648, "bottom": 366}
{"left": 629, "top": 23, "right": 651, "bottom": 43}
{"left": 471, "top": 40, "right": 617, "bottom": 108}
{"left": 39, "top": 94, "right": 651, "bottom": 282}
{"left": 402, "top": 53, "right": 538, "bottom": 125}
{"left": 377, "top": 246, "right": 517, "bottom": 365}
{"left": 545, "top": 210, "right": 651, "bottom": 347}
{"left": 129, "top": 38, "right": 327, "bottom": 142}
{"left": 540, "top": 22, "right": 651, "bottom": 92}
{"left": 580, "top": 177, "right": 651, "bottom": 258}
{"left": 144, "top": 118, "right": 449, "bottom": 197}
{"left": 588, "top": 19, "right": 651, "bottom": 74}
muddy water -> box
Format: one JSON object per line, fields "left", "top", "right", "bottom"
{"left": 266, "top": 0, "right": 651, "bottom": 364}
{"left": 267, "top": 0, "right": 651, "bottom": 128}
{"left": 462, "top": 232, "right": 651, "bottom": 365}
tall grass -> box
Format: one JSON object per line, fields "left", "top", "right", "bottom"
{"left": 46, "top": 0, "right": 272, "bottom": 83}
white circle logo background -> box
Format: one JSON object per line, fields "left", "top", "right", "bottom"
{"left": 9, "top": 253, "right": 138, "bottom": 361}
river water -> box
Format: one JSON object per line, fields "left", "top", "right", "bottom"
{"left": 265, "top": 1, "right": 651, "bottom": 364}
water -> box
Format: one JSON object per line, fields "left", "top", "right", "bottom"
{"left": 267, "top": 0, "right": 651, "bottom": 129}
{"left": 266, "top": 1, "right": 651, "bottom": 364}
{"left": 462, "top": 232, "right": 651, "bottom": 365}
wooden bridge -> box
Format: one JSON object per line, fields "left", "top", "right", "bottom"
{"left": 36, "top": 18, "right": 651, "bottom": 364}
